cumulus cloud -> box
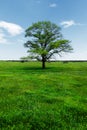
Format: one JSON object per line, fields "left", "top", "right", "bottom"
{"left": 0, "top": 21, "right": 24, "bottom": 36}
{"left": 0, "top": 21, "right": 24, "bottom": 44}
{"left": 49, "top": 3, "right": 57, "bottom": 8}
{"left": 60, "top": 20, "right": 83, "bottom": 28}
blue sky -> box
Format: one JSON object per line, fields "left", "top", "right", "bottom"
{"left": 0, "top": 0, "right": 87, "bottom": 60}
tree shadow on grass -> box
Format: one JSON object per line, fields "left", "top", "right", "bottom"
{"left": 18, "top": 61, "right": 79, "bottom": 74}
{"left": 20, "top": 65, "right": 73, "bottom": 74}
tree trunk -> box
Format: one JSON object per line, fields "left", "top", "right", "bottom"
{"left": 42, "top": 57, "right": 46, "bottom": 69}
{"left": 42, "top": 60, "right": 45, "bottom": 69}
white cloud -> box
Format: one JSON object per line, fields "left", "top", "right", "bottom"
{"left": 0, "top": 21, "right": 24, "bottom": 44}
{"left": 60, "top": 20, "right": 84, "bottom": 28}
{"left": 49, "top": 3, "right": 57, "bottom": 8}
{"left": 0, "top": 30, "right": 25, "bottom": 44}
{"left": 0, "top": 35, "right": 7, "bottom": 44}
{"left": 0, "top": 21, "right": 24, "bottom": 36}
{"left": 0, "top": 30, "right": 7, "bottom": 44}
{"left": 60, "top": 20, "right": 75, "bottom": 28}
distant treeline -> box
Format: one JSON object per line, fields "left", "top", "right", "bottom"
{"left": 0, "top": 60, "right": 87, "bottom": 63}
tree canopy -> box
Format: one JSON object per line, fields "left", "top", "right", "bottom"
{"left": 24, "top": 21, "right": 73, "bottom": 68}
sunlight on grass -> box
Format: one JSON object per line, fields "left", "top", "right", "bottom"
{"left": 0, "top": 61, "right": 87, "bottom": 129}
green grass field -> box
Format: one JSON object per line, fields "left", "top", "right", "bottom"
{"left": 0, "top": 61, "right": 87, "bottom": 130}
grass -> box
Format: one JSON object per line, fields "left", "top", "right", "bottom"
{"left": 0, "top": 61, "right": 87, "bottom": 130}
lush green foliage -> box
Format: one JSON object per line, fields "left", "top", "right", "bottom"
{"left": 24, "top": 21, "right": 73, "bottom": 68}
{"left": 0, "top": 61, "right": 87, "bottom": 129}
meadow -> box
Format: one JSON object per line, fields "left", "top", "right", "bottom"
{"left": 0, "top": 61, "right": 87, "bottom": 130}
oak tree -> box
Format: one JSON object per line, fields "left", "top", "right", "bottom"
{"left": 24, "top": 21, "right": 73, "bottom": 69}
